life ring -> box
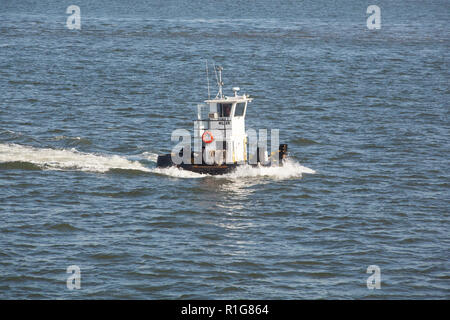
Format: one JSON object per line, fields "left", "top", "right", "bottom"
{"left": 202, "top": 131, "right": 214, "bottom": 144}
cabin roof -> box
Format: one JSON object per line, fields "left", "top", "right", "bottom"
{"left": 204, "top": 95, "right": 253, "bottom": 104}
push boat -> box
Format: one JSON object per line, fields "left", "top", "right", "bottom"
{"left": 157, "top": 66, "right": 289, "bottom": 175}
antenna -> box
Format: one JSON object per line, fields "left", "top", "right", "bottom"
{"left": 215, "top": 65, "right": 224, "bottom": 99}
{"left": 213, "top": 62, "right": 218, "bottom": 87}
{"left": 205, "top": 60, "right": 210, "bottom": 99}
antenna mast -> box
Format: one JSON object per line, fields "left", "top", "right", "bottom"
{"left": 205, "top": 60, "right": 210, "bottom": 99}
{"left": 215, "top": 65, "right": 224, "bottom": 99}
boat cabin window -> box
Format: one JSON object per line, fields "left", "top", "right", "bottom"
{"left": 234, "top": 102, "right": 246, "bottom": 117}
{"left": 217, "top": 103, "right": 232, "bottom": 117}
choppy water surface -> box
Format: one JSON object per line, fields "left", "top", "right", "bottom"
{"left": 0, "top": 1, "right": 449, "bottom": 299}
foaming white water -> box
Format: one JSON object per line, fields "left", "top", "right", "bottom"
{"left": 151, "top": 166, "right": 205, "bottom": 178}
{"left": 0, "top": 143, "right": 151, "bottom": 173}
{"left": 151, "top": 158, "right": 315, "bottom": 180}
{"left": 140, "top": 151, "right": 159, "bottom": 162}
{"left": 0, "top": 144, "right": 315, "bottom": 178}
{"left": 221, "top": 159, "right": 316, "bottom": 180}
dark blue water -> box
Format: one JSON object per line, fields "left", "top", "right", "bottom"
{"left": 1, "top": 0, "right": 449, "bottom": 299}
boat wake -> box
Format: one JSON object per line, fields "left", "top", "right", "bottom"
{"left": 222, "top": 159, "right": 316, "bottom": 179}
{"left": 0, "top": 143, "right": 315, "bottom": 179}
{"left": 152, "top": 158, "right": 316, "bottom": 180}
{"left": 0, "top": 143, "right": 151, "bottom": 173}
{"left": 151, "top": 166, "right": 207, "bottom": 178}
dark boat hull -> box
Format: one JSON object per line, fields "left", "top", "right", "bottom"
{"left": 179, "top": 163, "right": 238, "bottom": 175}
{"left": 156, "top": 144, "right": 288, "bottom": 176}
{"left": 157, "top": 154, "right": 238, "bottom": 175}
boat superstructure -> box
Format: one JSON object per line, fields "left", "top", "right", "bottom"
{"left": 157, "top": 66, "right": 288, "bottom": 175}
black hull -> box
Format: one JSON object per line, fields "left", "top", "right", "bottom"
{"left": 156, "top": 155, "right": 285, "bottom": 176}
{"left": 179, "top": 163, "right": 238, "bottom": 175}
{"left": 156, "top": 144, "right": 288, "bottom": 176}
{"left": 157, "top": 154, "right": 239, "bottom": 175}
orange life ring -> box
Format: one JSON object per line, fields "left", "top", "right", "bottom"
{"left": 202, "top": 131, "right": 214, "bottom": 144}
